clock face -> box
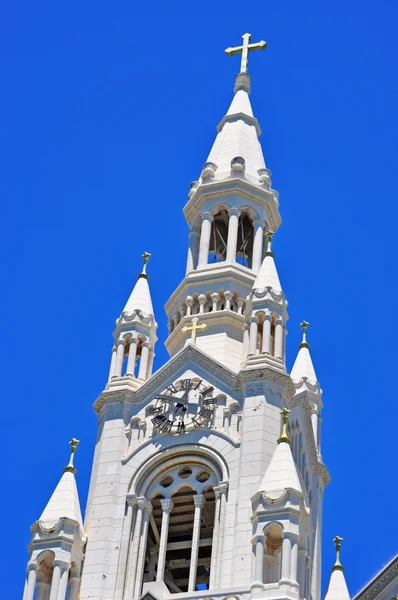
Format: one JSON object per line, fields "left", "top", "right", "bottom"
{"left": 150, "top": 378, "right": 216, "bottom": 434}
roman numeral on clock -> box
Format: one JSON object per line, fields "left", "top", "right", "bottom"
{"left": 199, "top": 407, "right": 213, "bottom": 420}
{"left": 151, "top": 415, "right": 173, "bottom": 432}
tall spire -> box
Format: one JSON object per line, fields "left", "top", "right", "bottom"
{"left": 324, "top": 537, "right": 351, "bottom": 600}
{"left": 291, "top": 321, "right": 318, "bottom": 383}
{"left": 39, "top": 438, "right": 83, "bottom": 530}
{"left": 258, "top": 409, "right": 303, "bottom": 499}
{"left": 123, "top": 252, "right": 154, "bottom": 316}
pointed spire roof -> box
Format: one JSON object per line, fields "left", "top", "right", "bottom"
{"left": 253, "top": 231, "right": 282, "bottom": 292}
{"left": 258, "top": 409, "right": 303, "bottom": 499}
{"left": 291, "top": 321, "right": 318, "bottom": 383}
{"left": 324, "top": 538, "right": 351, "bottom": 600}
{"left": 204, "top": 73, "right": 266, "bottom": 184}
{"left": 123, "top": 252, "right": 154, "bottom": 316}
{"left": 39, "top": 439, "right": 83, "bottom": 530}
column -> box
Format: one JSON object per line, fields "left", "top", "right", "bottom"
{"left": 281, "top": 534, "right": 292, "bottom": 583}
{"left": 198, "top": 212, "right": 213, "bottom": 268}
{"left": 311, "top": 408, "right": 319, "bottom": 447}
{"left": 298, "top": 549, "right": 307, "bottom": 598}
{"left": 186, "top": 230, "right": 200, "bottom": 273}
{"left": 290, "top": 536, "right": 299, "bottom": 586}
{"left": 261, "top": 314, "right": 271, "bottom": 354}
{"left": 209, "top": 489, "right": 221, "bottom": 589}
{"left": 67, "top": 576, "right": 80, "bottom": 600}
{"left": 157, "top": 499, "right": 174, "bottom": 582}
{"left": 274, "top": 318, "right": 284, "bottom": 360}
{"left": 252, "top": 535, "right": 265, "bottom": 588}
{"left": 249, "top": 316, "right": 259, "bottom": 355}
{"left": 242, "top": 324, "right": 250, "bottom": 359}
{"left": 134, "top": 503, "right": 152, "bottom": 599}
{"left": 198, "top": 294, "right": 207, "bottom": 314}
{"left": 138, "top": 342, "right": 149, "bottom": 380}
{"left": 108, "top": 347, "right": 117, "bottom": 381}
{"left": 124, "top": 500, "right": 145, "bottom": 600}
{"left": 49, "top": 563, "right": 62, "bottom": 600}
{"left": 186, "top": 296, "right": 194, "bottom": 316}
{"left": 126, "top": 336, "right": 138, "bottom": 376}
{"left": 115, "top": 497, "right": 135, "bottom": 600}
{"left": 224, "top": 291, "right": 232, "bottom": 310}
{"left": 188, "top": 495, "right": 205, "bottom": 591}
{"left": 226, "top": 208, "right": 240, "bottom": 263}
{"left": 114, "top": 340, "right": 126, "bottom": 377}
{"left": 24, "top": 567, "right": 37, "bottom": 600}
{"left": 211, "top": 292, "right": 219, "bottom": 312}
{"left": 56, "top": 565, "right": 69, "bottom": 600}
{"left": 252, "top": 219, "right": 265, "bottom": 273}
{"left": 215, "top": 483, "right": 228, "bottom": 588}
{"left": 237, "top": 297, "right": 244, "bottom": 315}
{"left": 146, "top": 348, "right": 155, "bottom": 379}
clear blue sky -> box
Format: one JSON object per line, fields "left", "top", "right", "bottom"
{"left": 1, "top": 1, "right": 397, "bottom": 598}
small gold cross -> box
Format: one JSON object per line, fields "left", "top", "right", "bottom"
{"left": 182, "top": 317, "right": 207, "bottom": 345}
{"left": 225, "top": 33, "right": 267, "bottom": 74}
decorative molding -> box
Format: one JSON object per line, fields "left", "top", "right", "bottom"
{"left": 353, "top": 554, "right": 398, "bottom": 600}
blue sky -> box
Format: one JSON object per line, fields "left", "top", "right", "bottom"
{"left": 1, "top": 1, "right": 397, "bottom": 597}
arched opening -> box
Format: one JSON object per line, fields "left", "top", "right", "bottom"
{"left": 36, "top": 552, "right": 54, "bottom": 597}
{"left": 264, "top": 524, "right": 283, "bottom": 584}
{"left": 208, "top": 210, "right": 228, "bottom": 263}
{"left": 122, "top": 338, "right": 130, "bottom": 376}
{"left": 236, "top": 213, "right": 254, "bottom": 268}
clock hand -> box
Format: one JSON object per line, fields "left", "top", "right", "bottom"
{"left": 155, "top": 393, "right": 174, "bottom": 402}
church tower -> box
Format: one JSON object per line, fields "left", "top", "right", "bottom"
{"left": 21, "top": 33, "right": 332, "bottom": 600}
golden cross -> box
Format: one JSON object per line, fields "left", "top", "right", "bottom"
{"left": 277, "top": 408, "right": 291, "bottom": 445}
{"left": 225, "top": 33, "right": 267, "bottom": 74}
{"left": 182, "top": 316, "right": 207, "bottom": 345}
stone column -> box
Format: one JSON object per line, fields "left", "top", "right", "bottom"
{"left": 24, "top": 567, "right": 37, "bottom": 600}
{"left": 311, "top": 408, "right": 319, "bottom": 447}
{"left": 66, "top": 576, "right": 80, "bottom": 600}
{"left": 249, "top": 316, "right": 259, "bottom": 355}
{"left": 226, "top": 208, "right": 240, "bottom": 263}
{"left": 198, "top": 212, "right": 213, "bottom": 268}
{"left": 126, "top": 336, "right": 138, "bottom": 376}
{"left": 252, "top": 219, "right": 265, "bottom": 273}
{"left": 115, "top": 497, "right": 136, "bottom": 600}
{"left": 157, "top": 499, "right": 174, "bottom": 582}
{"left": 242, "top": 324, "right": 250, "bottom": 359}
{"left": 298, "top": 549, "right": 307, "bottom": 598}
{"left": 186, "top": 296, "right": 193, "bottom": 316}
{"left": 274, "top": 318, "right": 284, "bottom": 360}
{"left": 114, "top": 339, "right": 126, "bottom": 377}
{"left": 198, "top": 294, "right": 207, "bottom": 314}
{"left": 56, "top": 565, "right": 69, "bottom": 600}
{"left": 252, "top": 535, "right": 265, "bottom": 588}
{"left": 215, "top": 483, "right": 228, "bottom": 587}
{"left": 224, "top": 291, "right": 232, "bottom": 311}
{"left": 124, "top": 499, "right": 145, "bottom": 600}
{"left": 188, "top": 495, "right": 205, "bottom": 591}
{"left": 186, "top": 230, "right": 200, "bottom": 273}
{"left": 237, "top": 297, "right": 244, "bottom": 315}
{"left": 281, "top": 534, "right": 292, "bottom": 583}
{"left": 261, "top": 314, "right": 271, "bottom": 354}
{"left": 146, "top": 348, "right": 155, "bottom": 379}
{"left": 134, "top": 503, "right": 152, "bottom": 599}
{"left": 211, "top": 292, "right": 219, "bottom": 312}
{"left": 290, "top": 536, "right": 299, "bottom": 586}
{"left": 108, "top": 347, "right": 117, "bottom": 381}
{"left": 36, "top": 581, "right": 51, "bottom": 600}
{"left": 138, "top": 342, "right": 149, "bottom": 380}
{"left": 209, "top": 489, "right": 221, "bottom": 589}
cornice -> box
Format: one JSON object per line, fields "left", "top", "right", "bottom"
{"left": 353, "top": 554, "right": 398, "bottom": 600}
{"left": 217, "top": 111, "right": 261, "bottom": 136}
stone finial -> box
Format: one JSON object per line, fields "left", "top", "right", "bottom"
{"left": 234, "top": 72, "right": 251, "bottom": 94}
{"left": 299, "top": 320, "right": 310, "bottom": 349}
{"left": 230, "top": 156, "right": 246, "bottom": 176}
{"left": 277, "top": 408, "right": 291, "bottom": 445}
{"left": 264, "top": 229, "right": 275, "bottom": 257}
{"left": 332, "top": 536, "right": 344, "bottom": 572}
{"left": 258, "top": 167, "right": 271, "bottom": 188}
{"left": 138, "top": 252, "right": 151, "bottom": 280}
{"left": 63, "top": 438, "right": 80, "bottom": 475}
{"left": 201, "top": 162, "right": 217, "bottom": 180}
{"left": 188, "top": 181, "right": 199, "bottom": 198}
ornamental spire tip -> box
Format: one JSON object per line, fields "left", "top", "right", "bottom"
{"left": 332, "top": 536, "right": 344, "bottom": 572}
{"left": 277, "top": 408, "right": 291, "bottom": 445}
{"left": 63, "top": 438, "right": 80, "bottom": 475}
{"left": 138, "top": 252, "right": 151, "bottom": 280}
{"left": 299, "top": 321, "right": 310, "bottom": 349}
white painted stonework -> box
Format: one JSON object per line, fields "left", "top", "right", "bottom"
{"left": 24, "top": 56, "right": 384, "bottom": 600}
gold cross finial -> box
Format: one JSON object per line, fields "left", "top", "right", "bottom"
{"left": 264, "top": 230, "right": 275, "bottom": 256}
{"left": 332, "top": 536, "right": 344, "bottom": 572}
{"left": 299, "top": 321, "right": 310, "bottom": 349}
{"left": 138, "top": 252, "right": 151, "bottom": 280}
{"left": 277, "top": 408, "right": 291, "bottom": 444}
{"left": 225, "top": 33, "right": 267, "bottom": 74}
{"left": 63, "top": 438, "right": 80, "bottom": 475}
{"left": 182, "top": 316, "right": 208, "bottom": 346}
